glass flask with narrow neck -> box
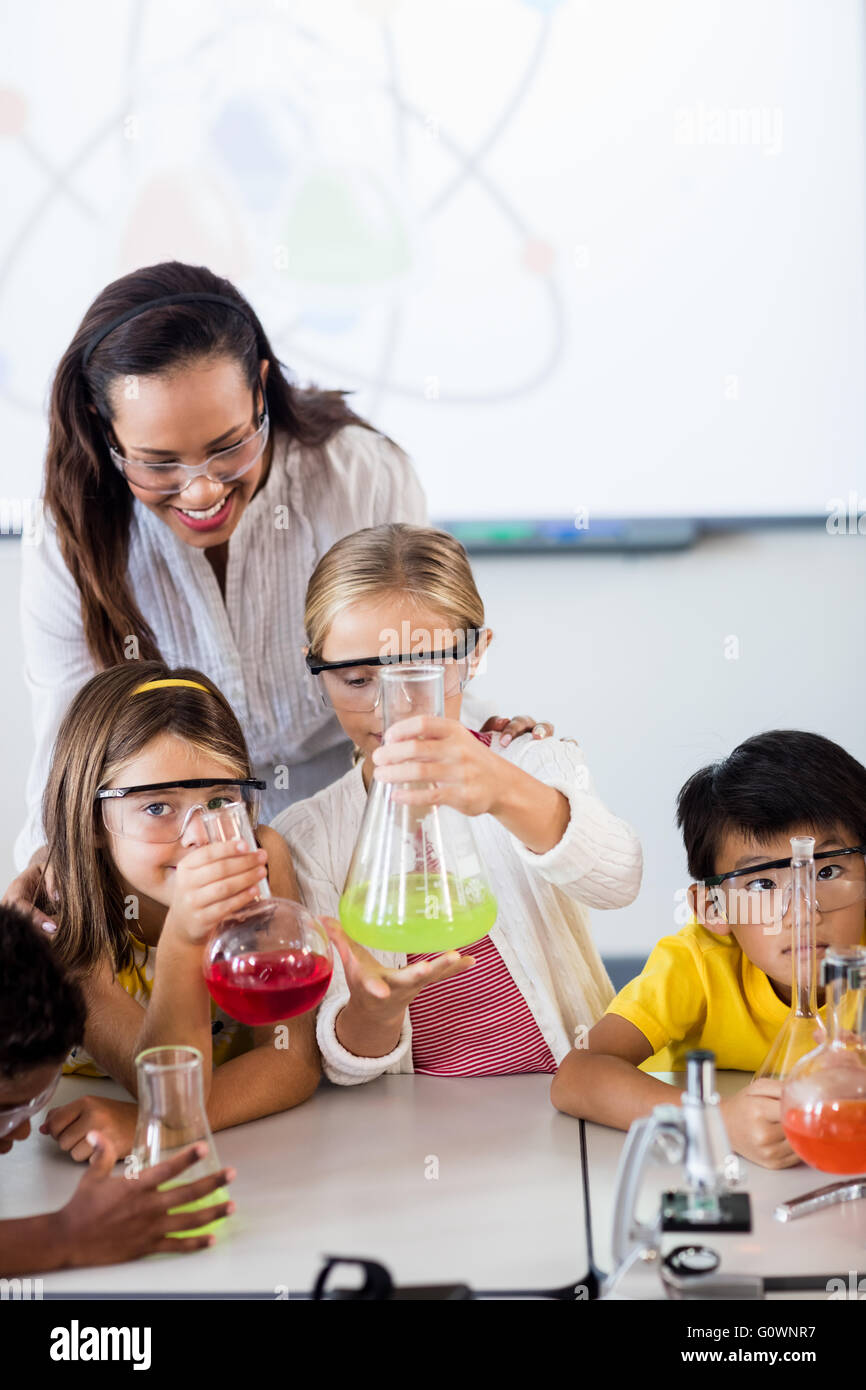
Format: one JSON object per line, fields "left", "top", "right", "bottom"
{"left": 754, "top": 835, "right": 825, "bottom": 1082}
{"left": 781, "top": 946, "right": 866, "bottom": 1174}
{"left": 131, "top": 1045, "right": 229, "bottom": 1239}
{"left": 200, "top": 800, "right": 333, "bottom": 1025}
{"left": 339, "top": 664, "right": 498, "bottom": 952}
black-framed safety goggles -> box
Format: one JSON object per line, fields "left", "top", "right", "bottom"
{"left": 305, "top": 632, "right": 481, "bottom": 714}
{"left": 703, "top": 845, "right": 866, "bottom": 888}
{"left": 699, "top": 845, "right": 866, "bottom": 927}
{"left": 305, "top": 628, "right": 481, "bottom": 676}
{"left": 96, "top": 778, "right": 266, "bottom": 844}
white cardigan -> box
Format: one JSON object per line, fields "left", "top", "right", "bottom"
{"left": 273, "top": 732, "right": 643, "bottom": 1085}
{"left": 15, "top": 423, "right": 428, "bottom": 870}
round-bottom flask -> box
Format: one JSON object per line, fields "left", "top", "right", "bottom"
{"left": 782, "top": 947, "right": 866, "bottom": 1175}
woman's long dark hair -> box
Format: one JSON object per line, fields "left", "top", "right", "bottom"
{"left": 45, "top": 262, "right": 380, "bottom": 669}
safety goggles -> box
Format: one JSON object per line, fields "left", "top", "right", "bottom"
{"left": 0, "top": 1068, "right": 61, "bottom": 1141}
{"left": 97, "top": 779, "right": 265, "bottom": 844}
{"left": 701, "top": 846, "right": 866, "bottom": 928}
{"left": 105, "top": 389, "right": 269, "bottom": 496}
{"left": 305, "top": 635, "right": 479, "bottom": 714}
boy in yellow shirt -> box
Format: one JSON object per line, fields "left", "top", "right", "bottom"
{"left": 551, "top": 730, "right": 866, "bottom": 1169}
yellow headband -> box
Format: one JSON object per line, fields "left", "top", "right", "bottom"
{"left": 131, "top": 679, "right": 210, "bottom": 696}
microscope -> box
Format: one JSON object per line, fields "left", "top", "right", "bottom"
{"left": 602, "top": 1049, "right": 761, "bottom": 1299}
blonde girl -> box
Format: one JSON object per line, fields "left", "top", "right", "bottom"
{"left": 274, "top": 523, "right": 643, "bottom": 1084}
{"left": 34, "top": 662, "right": 319, "bottom": 1161}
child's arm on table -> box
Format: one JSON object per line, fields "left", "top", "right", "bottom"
{"left": 204, "top": 1008, "right": 320, "bottom": 1130}
{"left": 551, "top": 1015, "right": 798, "bottom": 1170}
{"left": 551, "top": 1013, "right": 679, "bottom": 1126}
{"left": 42, "top": 1000, "right": 321, "bottom": 1160}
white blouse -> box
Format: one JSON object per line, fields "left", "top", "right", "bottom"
{"left": 272, "top": 732, "right": 644, "bottom": 1085}
{"left": 15, "top": 423, "right": 428, "bottom": 869}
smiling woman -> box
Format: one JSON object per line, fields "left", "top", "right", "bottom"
{"left": 9, "top": 261, "right": 432, "bottom": 897}
{"left": 8, "top": 262, "right": 547, "bottom": 927}
{"left": 100, "top": 355, "right": 273, "bottom": 596}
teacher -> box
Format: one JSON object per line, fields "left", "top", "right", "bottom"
{"left": 8, "top": 261, "right": 547, "bottom": 923}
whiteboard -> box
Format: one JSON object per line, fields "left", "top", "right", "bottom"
{"left": 1, "top": 0, "right": 864, "bottom": 529}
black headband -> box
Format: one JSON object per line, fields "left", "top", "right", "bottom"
{"left": 81, "top": 292, "right": 256, "bottom": 368}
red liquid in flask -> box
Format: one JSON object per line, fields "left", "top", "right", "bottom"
{"left": 783, "top": 1100, "right": 866, "bottom": 1174}
{"left": 204, "top": 951, "right": 332, "bottom": 1025}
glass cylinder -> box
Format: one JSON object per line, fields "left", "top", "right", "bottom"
{"left": 338, "top": 664, "right": 498, "bottom": 952}
{"left": 199, "top": 801, "right": 332, "bottom": 1024}
{"left": 754, "top": 835, "right": 825, "bottom": 1081}
{"left": 782, "top": 946, "right": 866, "bottom": 1174}
{"left": 131, "top": 1045, "right": 229, "bottom": 1240}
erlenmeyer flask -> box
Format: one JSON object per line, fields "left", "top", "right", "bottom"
{"left": 754, "top": 835, "right": 825, "bottom": 1081}
{"left": 132, "top": 1045, "right": 230, "bottom": 1240}
{"left": 200, "top": 801, "right": 333, "bottom": 1024}
{"left": 339, "top": 664, "right": 498, "bottom": 952}
{"left": 782, "top": 946, "right": 866, "bottom": 1173}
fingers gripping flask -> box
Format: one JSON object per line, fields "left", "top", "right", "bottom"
{"left": 339, "top": 664, "right": 498, "bottom": 952}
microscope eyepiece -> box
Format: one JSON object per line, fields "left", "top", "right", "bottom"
{"left": 685, "top": 1049, "right": 717, "bottom": 1102}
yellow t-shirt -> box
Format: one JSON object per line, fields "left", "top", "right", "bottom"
{"left": 64, "top": 932, "right": 254, "bottom": 1078}
{"left": 605, "top": 918, "right": 827, "bottom": 1073}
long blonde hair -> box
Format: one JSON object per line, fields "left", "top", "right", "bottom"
{"left": 304, "top": 523, "right": 485, "bottom": 660}
{"left": 37, "top": 661, "right": 254, "bottom": 977}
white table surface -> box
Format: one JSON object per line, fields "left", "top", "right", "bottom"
{"left": 584, "top": 1071, "right": 866, "bottom": 1295}
{"left": 0, "top": 1072, "right": 588, "bottom": 1297}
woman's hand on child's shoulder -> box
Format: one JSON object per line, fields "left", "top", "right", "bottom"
{"left": 720, "top": 1078, "right": 801, "bottom": 1171}
{"left": 41, "top": 1095, "right": 138, "bottom": 1163}
{"left": 163, "top": 840, "right": 270, "bottom": 947}
{"left": 480, "top": 714, "right": 554, "bottom": 748}
{"left": 371, "top": 714, "right": 509, "bottom": 817}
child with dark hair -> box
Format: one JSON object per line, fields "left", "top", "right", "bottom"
{"left": 0, "top": 904, "right": 234, "bottom": 1274}
{"left": 552, "top": 731, "right": 866, "bottom": 1169}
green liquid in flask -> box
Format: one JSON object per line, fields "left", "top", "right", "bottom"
{"left": 339, "top": 873, "right": 497, "bottom": 952}
{"left": 159, "top": 1182, "right": 232, "bottom": 1240}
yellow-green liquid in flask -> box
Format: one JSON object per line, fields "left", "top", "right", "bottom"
{"left": 339, "top": 872, "right": 497, "bottom": 952}
{"left": 158, "top": 1182, "right": 232, "bottom": 1240}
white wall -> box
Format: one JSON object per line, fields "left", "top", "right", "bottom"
{"left": 3, "top": 523, "right": 863, "bottom": 959}
{"left": 4, "top": 0, "right": 865, "bottom": 521}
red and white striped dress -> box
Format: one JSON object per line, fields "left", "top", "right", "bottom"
{"left": 406, "top": 731, "right": 557, "bottom": 1076}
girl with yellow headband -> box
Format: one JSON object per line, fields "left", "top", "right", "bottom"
{"left": 31, "top": 661, "right": 319, "bottom": 1163}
